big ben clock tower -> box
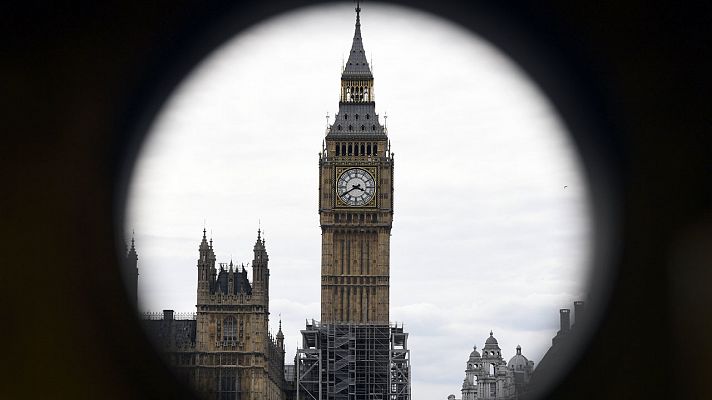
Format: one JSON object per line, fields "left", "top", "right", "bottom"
{"left": 318, "top": 2, "right": 393, "bottom": 325}
{"left": 298, "top": 4, "right": 410, "bottom": 399}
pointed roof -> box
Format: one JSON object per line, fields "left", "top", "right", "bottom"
{"left": 254, "top": 228, "right": 266, "bottom": 251}
{"left": 199, "top": 228, "right": 210, "bottom": 251}
{"left": 276, "top": 317, "right": 284, "bottom": 340}
{"left": 342, "top": 2, "right": 372, "bottom": 79}
{"left": 127, "top": 231, "right": 138, "bottom": 258}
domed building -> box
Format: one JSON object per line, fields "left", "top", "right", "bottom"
{"left": 460, "top": 332, "right": 534, "bottom": 399}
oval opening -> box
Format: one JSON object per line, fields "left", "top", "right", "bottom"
{"left": 120, "top": 3, "right": 610, "bottom": 399}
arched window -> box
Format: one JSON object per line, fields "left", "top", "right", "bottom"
{"left": 223, "top": 316, "right": 236, "bottom": 341}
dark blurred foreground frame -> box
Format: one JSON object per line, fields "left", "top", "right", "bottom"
{"left": 1, "top": 1, "right": 710, "bottom": 399}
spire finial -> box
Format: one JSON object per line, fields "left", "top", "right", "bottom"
{"left": 355, "top": 0, "right": 361, "bottom": 24}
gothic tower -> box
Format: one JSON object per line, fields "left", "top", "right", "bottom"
{"left": 297, "top": 5, "right": 410, "bottom": 399}
{"left": 125, "top": 234, "right": 139, "bottom": 303}
{"left": 318, "top": 1, "right": 393, "bottom": 325}
{"left": 252, "top": 229, "right": 269, "bottom": 312}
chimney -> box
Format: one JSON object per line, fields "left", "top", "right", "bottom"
{"left": 559, "top": 309, "right": 571, "bottom": 333}
{"left": 573, "top": 301, "right": 585, "bottom": 328}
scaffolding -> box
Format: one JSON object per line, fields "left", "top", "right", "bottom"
{"left": 296, "top": 320, "right": 411, "bottom": 400}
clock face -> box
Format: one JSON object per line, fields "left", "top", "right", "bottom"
{"left": 337, "top": 168, "right": 375, "bottom": 206}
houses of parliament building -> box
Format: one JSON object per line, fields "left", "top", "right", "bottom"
{"left": 140, "top": 229, "right": 288, "bottom": 400}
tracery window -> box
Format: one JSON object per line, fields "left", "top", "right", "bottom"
{"left": 223, "top": 316, "right": 236, "bottom": 341}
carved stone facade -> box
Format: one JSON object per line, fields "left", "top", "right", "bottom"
{"left": 460, "top": 332, "right": 534, "bottom": 400}
{"left": 142, "top": 229, "right": 288, "bottom": 400}
{"left": 318, "top": 2, "right": 393, "bottom": 326}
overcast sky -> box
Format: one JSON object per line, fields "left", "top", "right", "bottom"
{"left": 125, "top": 2, "right": 592, "bottom": 398}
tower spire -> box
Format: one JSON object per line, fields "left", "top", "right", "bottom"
{"left": 342, "top": 0, "right": 371, "bottom": 79}
{"left": 356, "top": 0, "right": 361, "bottom": 24}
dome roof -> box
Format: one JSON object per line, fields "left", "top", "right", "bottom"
{"left": 485, "top": 331, "right": 498, "bottom": 345}
{"left": 469, "top": 345, "right": 481, "bottom": 359}
{"left": 508, "top": 345, "right": 530, "bottom": 369}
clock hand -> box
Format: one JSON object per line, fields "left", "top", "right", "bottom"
{"left": 340, "top": 186, "right": 358, "bottom": 197}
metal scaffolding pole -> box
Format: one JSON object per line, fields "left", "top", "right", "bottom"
{"left": 296, "top": 321, "right": 411, "bottom": 400}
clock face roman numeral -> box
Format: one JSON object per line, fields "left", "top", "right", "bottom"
{"left": 336, "top": 168, "right": 375, "bottom": 206}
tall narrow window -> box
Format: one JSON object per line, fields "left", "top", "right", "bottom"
{"left": 218, "top": 373, "right": 237, "bottom": 400}
{"left": 223, "top": 316, "right": 236, "bottom": 341}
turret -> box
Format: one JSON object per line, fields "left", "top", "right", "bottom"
{"left": 125, "top": 233, "right": 138, "bottom": 303}
{"left": 196, "top": 228, "right": 215, "bottom": 302}
{"left": 276, "top": 318, "right": 285, "bottom": 353}
{"left": 327, "top": 2, "right": 385, "bottom": 139}
{"left": 340, "top": 2, "right": 374, "bottom": 103}
{"left": 252, "top": 229, "right": 270, "bottom": 309}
